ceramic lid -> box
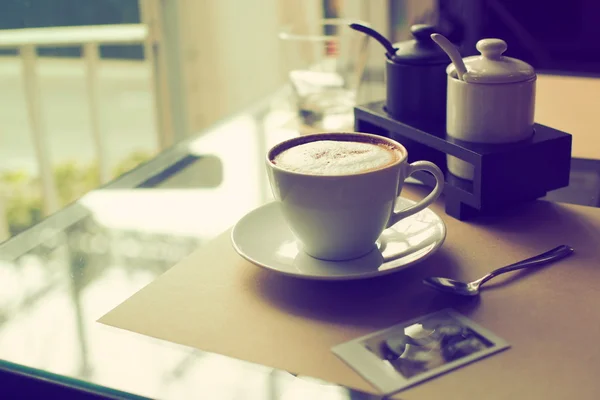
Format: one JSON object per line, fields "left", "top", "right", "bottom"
{"left": 391, "top": 24, "right": 450, "bottom": 65}
{"left": 449, "top": 38, "right": 535, "bottom": 84}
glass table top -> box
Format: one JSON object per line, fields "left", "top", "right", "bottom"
{"left": 0, "top": 90, "right": 384, "bottom": 399}
{"left": 0, "top": 88, "right": 598, "bottom": 399}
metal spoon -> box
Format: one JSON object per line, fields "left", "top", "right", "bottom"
{"left": 423, "top": 245, "right": 574, "bottom": 296}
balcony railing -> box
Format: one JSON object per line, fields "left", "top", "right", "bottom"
{"left": 0, "top": 1, "right": 173, "bottom": 241}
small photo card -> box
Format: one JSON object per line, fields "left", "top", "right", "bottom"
{"left": 332, "top": 309, "right": 509, "bottom": 396}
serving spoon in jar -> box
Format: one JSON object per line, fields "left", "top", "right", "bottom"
{"left": 423, "top": 245, "right": 574, "bottom": 296}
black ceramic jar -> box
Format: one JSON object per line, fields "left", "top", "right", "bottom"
{"left": 386, "top": 25, "right": 454, "bottom": 125}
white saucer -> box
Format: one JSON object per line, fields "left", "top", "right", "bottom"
{"left": 231, "top": 198, "right": 446, "bottom": 281}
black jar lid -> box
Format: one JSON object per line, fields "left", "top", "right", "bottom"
{"left": 390, "top": 24, "right": 451, "bottom": 65}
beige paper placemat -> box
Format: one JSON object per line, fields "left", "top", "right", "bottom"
{"left": 100, "top": 190, "right": 600, "bottom": 399}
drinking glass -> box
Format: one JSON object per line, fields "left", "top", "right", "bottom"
{"left": 279, "top": 19, "right": 370, "bottom": 130}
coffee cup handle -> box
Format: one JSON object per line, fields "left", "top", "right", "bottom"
{"left": 385, "top": 161, "right": 445, "bottom": 228}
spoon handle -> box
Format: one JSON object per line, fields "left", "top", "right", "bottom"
{"left": 430, "top": 33, "right": 467, "bottom": 80}
{"left": 479, "top": 245, "right": 574, "bottom": 286}
{"left": 349, "top": 23, "right": 397, "bottom": 57}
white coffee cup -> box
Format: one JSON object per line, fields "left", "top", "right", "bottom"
{"left": 266, "top": 132, "right": 445, "bottom": 261}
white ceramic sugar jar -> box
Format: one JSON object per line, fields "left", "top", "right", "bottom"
{"left": 446, "top": 38, "right": 536, "bottom": 180}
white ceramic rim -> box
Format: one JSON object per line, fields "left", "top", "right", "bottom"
{"left": 267, "top": 132, "right": 408, "bottom": 178}
{"left": 446, "top": 66, "right": 538, "bottom": 85}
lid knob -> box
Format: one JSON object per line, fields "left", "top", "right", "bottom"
{"left": 391, "top": 24, "right": 453, "bottom": 65}
{"left": 476, "top": 38, "right": 507, "bottom": 60}
{"left": 410, "top": 24, "right": 438, "bottom": 43}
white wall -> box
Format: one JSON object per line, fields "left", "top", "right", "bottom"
{"left": 166, "top": 0, "right": 399, "bottom": 136}
{"left": 165, "top": 0, "right": 286, "bottom": 136}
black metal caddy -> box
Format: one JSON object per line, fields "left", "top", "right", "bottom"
{"left": 354, "top": 101, "right": 572, "bottom": 220}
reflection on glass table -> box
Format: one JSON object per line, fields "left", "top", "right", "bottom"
{"left": 0, "top": 91, "right": 382, "bottom": 399}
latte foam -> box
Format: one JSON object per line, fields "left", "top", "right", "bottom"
{"left": 272, "top": 139, "right": 400, "bottom": 175}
